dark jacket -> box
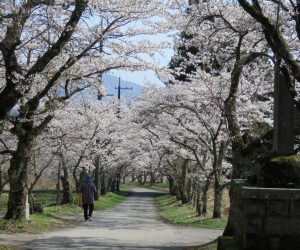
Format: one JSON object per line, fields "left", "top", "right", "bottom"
{"left": 80, "top": 174, "right": 97, "bottom": 204}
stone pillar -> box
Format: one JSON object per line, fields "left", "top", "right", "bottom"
{"left": 273, "top": 69, "right": 294, "bottom": 155}
{"left": 25, "top": 191, "right": 30, "bottom": 220}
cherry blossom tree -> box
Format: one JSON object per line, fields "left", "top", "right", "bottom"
{"left": 131, "top": 82, "right": 231, "bottom": 217}
{"left": 169, "top": 0, "right": 275, "bottom": 234}
{"left": 237, "top": 0, "right": 300, "bottom": 106}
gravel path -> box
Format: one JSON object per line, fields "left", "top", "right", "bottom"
{"left": 5, "top": 188, "right": 222, "bottom": 249}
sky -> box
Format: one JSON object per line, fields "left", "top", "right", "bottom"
{"left": 110, "top": 32, "right": 176, "bottom": 87}
{"left": 86, "top": 6, "right": 180, "bottom": 87}
{"left": 85, "top": 4, "right": 180, "bottom": 87}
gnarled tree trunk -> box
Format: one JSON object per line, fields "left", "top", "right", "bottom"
{"left": 179, "top": 159, "right": 189, "bottom": 204}
{"left": 101, "top": 170, "right": 107, "bottom": 195}
{"left": 94, "top": 157, "right": 103, "bottom": 200}
{"left": 59, "top": 153, "right": 72, "bottom": 204}
{"left": 5, "top": 122, "right": 34, "bottom": 219}
{"left": 202, "top": 175, "right": 212, "bottom": 215}
{"left": 213, "top": 141, "right": 228, "bottom": 218}
{"left": 168, "top": 175, "right": 177, "bottom": 195}
{"left": 196, "top": 185, "right": 203, "bottom": 216}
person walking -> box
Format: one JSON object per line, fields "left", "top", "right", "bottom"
{"left": 80, "top": 174, "right": 97, "bottom": 222}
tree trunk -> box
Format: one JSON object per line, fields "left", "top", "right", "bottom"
{"left": 106, "top": 177, "right": 112, "bottom": 193}
{"left": 56, "top": 161, "right": 61, "bottom": 205}
{"left": 101, "top": 171, "right": 107, "bottom": 195}
{"left": 150, "top": 171, "right": 155, "bottom": 186}
{"left": 94, "top": 157, "right": 101, "bottom": 200}
{"left": 111, "top": 178, "right": 116, "bottom": 193}
{"left": 138, "top": 174, "right": 143, "bottom": 185}
{"left": 179, "top": 159, "right": 189, "bottom": 204}
{"left": 28, "top": 190, "right": 35, "bottom": 215}
{"left": 0, "top": 167, "right": 3, "bottom": 196}
{"left": 116, "top": 171, "right": 121, "bottom": 192}
{"left": 186, "top": 177, "right": 193, "bottom": 202}
{"left": 202, "top": 176, "right": 211, "bottom": 215}
{"left": 213, "top": 141, "right": 227, "bottom": 218}
{"left": 180, "top": 160, "right": 189, "bottom": 204}
{"left": 131, "top": 172, "right": 135, "bottom": 182}
{"left": 73, "top": 167, "right": 80, "bottom": 193}
{"left": 142, "top": 171, "right": 147, "bottom": 185}
{"left": 60, "top": 153, "right": 72, "bottom": 204}
{"left": 213, "top": 184, "right": 223, "bottom": 218}
{"left": 168, "top": 175, "right": 176, "bottom": 195}
{"left": 5, "top": 124, "right": 34, "bottom": 220}
{"left": 196, "top": 185, "right": 202, "bottom": 216}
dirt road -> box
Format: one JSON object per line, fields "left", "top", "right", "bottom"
{"left": 5, "top": 188, "right": 222, "bottom": 249}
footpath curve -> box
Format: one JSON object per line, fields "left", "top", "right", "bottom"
{"left": 11, "top": 188, "right": 222, "bottom": 249}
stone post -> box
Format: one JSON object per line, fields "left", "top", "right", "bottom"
{"left": 273, "top": 69, "right": 294, "bottom": 155}
{"left": 25, "top": 190, "right": 30, "bottom": 220}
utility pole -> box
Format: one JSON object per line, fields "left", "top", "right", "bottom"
{"left": 115, "top": 77, "right": 132, "bottom": 100}
{"left": 111, "top": 77, "right": 132, "bottom": 192}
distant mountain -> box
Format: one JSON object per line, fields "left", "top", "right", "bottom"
{"left": 101, "top": 74, "right": 142, "bottom": 105}
{"left": 9, "top": 74, "right": 143, "bottom": 119}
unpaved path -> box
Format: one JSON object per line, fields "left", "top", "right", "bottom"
{"left": 3, "top": 188, "right": 222, "bottom": 249}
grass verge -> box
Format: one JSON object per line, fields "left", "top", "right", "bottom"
{"left": 0, "top": 187, "right": 130, "bottom": 234}
{"left": 121, "top": 182, "right": 169, "bottom": 192}
{"left": 93, "top": 189, "right": 131, "bottom": 210}
{"left": 140, "top": 182, "right": 169, "bottom": 191}
{"left": 0, "top": 201, "right": 84, "bottom": 233}
{"left": 155, "top": 194, "right": 227, "bottom": 229}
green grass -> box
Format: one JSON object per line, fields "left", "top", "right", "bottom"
{"left": 0, "top": 246, "right": 11, "bottom": 250}
{"left": 155, "top": 194, "right": 227, "bottom": 229}
{"left": 0, "top": 203, "right": 82, "bottom": 233}
{"left": 141, "top": 182, "right": 169, "bottom": 191}
{"left": 94, "top": 189, "right": 130, "bottom": 210}
{"left": 121, "top": 181, "right": 169, "bottom": 192}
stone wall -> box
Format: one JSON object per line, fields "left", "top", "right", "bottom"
{"left": 231, "top": 179, "right": 300, "bottom": 250}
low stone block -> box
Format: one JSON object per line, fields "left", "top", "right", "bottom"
{"left": 267, "top": 200, "right": 288, "bottom": 217}
{"left": 246, "top": 234, "right": 268, "bottom": 250}
{"left": 244, "top": 198, "right": 265, "bottom": 216}
{"left": 281, "top": 236, "right": 300, "bottom": 250}
{"left": 33, "top": 202, "right": 43, "bottom": 213}
{"left": 281, "top": 219, "right": 300, "bottom": 235}
{"left": 264, "top": 217, "right": 282, "bottom": 235}
{"left": 246, "top": 217, "right": 262, "bottom": 234}
{"left": 231, "top": 180, "right": 300, "bottom": 250}
{"left": 291, "top": 200, "right": 300, "bottom": 218}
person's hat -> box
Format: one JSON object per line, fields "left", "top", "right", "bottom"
{"left": 83, "top": 174, "right": 93, "bottom": 183}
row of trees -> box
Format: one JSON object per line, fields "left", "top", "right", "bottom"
{"left": 174, "top": 0, "right": 300, "bottom": 237}
{"left": 0, "top": 0, "right": 179, "bottom": 219}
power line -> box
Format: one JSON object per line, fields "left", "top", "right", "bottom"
{"left": 115, "top": 77, "right": 133, "bottom": 100}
